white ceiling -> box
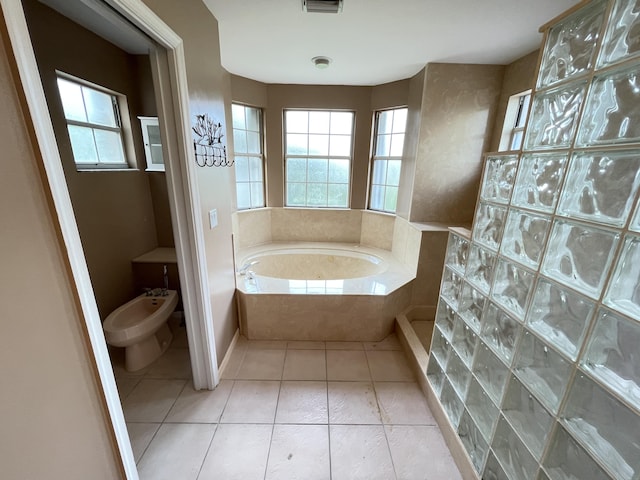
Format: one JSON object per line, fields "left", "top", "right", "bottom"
{"left": 203, "top": 0, "right": 581, "bottom": 86}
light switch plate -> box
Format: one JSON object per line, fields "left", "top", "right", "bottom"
{"left": 209, "top": 209, "right": 218, "bottom": 229}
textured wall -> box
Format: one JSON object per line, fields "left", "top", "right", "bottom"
{"left": 409, "top": 63, "right": 505, "bottom": 225}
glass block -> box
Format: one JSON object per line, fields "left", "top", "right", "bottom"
{"left": 472, "top": 341, "right": 509, "bottom": 405}
{"left": 480, "top": 154, "right": 519, "bottom": 204}
{"left": 473, "top": 203, "right": 507, "bottom": 251}
{"left": 512, "top": 153, "right": 568, "bottom": 213}
{"left": 451, "top": 315, "right": 478, "bottom": 368}
{"left": 537, "top": 0, "right": 606, "bottom": 87}
{"left": 500, "top": 209, "right": 551, "bottom": 269}
{"left": 491, "top": 259, "right": 535, "bottom": 321}
{"left": 632, "top": 203, "right": 640, "bottom": 232}
{"left": 427, "top": 355, "right": 445, "bottom": 395}
{"left": 604, "top": 234, "right": 640, "bottom": 320}
{"left": 430, "top": 324, "right": 451, "bottom": 368}
{"left": 435, "top": 297, "right": 456, "bottom": 340}
{"left": 441, "top": 267, "right": 462, "bottom": 308}
{"left": 513, "top": 330, "right": 573, "bottom": 414}
{"left": 543, "top": 425, "right": 612, "bottom": 480}
{"left": 524, "top": 82, "right": 586, "bottom": 150}
{"left": 465, "top": 377, "right": 500, "bottom": 442}
{"left": 541, "top": 220, "right": 620, "bottom": 299}
{"left": 480, "top": 302, "right": 522, "bottom": 364}
{"left": 445, "top": 233, "right": 469, "bottom": 275}
{"left": 562, "top": 373, "right": 640, "bottom": 480}
{"left": 581, "top": 307, "right": 640, "bottom": 408}
{"left": 577, "top": 64, "right": 640, "bottom": 146}
{"left": 537, "top": 471, "right": 550, "bottom": 480}
{"left": 502, "top": 375, "right": 554, "bottom": 460}
{"left": 440, "top": 378, "right": 464, "bottom": 429}
{"left": 599, "top": 0, "right": 640, "bottom": 67}
{"left": 458, "top": 409, "right": 489, "bottom": 474}
{"left": 483, "top": 452, "right": 509, "bottom": 480}
{"left": 492, "top": 415, "right": 539, "bottom": 480}
{"left": 447, "top": 349, "right": 471, "bottom": 398}
{"left": 458, "top": 282, "right": 486, "bottom": 333}
{"left": 526, "top": 277, "right": 596, "bottom": 361}
{"left": 466, "top": 244, "right": 497, "bottom": 295}
{"left": 557, "top": 151, "right": 640, "bottom": 227}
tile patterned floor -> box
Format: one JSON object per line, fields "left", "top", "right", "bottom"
{"left": 113, "top": 326, "right": 462, "bottom": 480}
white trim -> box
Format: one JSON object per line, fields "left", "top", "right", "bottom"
{"left": 217, "top": 328, "right": 241, "bottom": 378}
{"left": 1, "top": 1, "right": 219, "bottom": 478}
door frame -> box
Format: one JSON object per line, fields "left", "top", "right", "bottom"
{"left": 1, "top": 1, "right": 219, "bottom": 478}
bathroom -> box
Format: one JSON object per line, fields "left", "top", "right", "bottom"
{"left": 5, "top": 0, "right": 640, "bottom": 478}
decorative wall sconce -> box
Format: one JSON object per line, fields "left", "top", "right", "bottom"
{"left": 192, "top": 113, "right": 232, "bottom": 167}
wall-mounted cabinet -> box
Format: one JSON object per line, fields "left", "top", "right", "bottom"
{"left": 139, "top": 116, "right": 164, "bottom": 172}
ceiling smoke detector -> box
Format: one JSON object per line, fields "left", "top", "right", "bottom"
{"left": 302, "top": 0, "right": 343, "bottom": 14}
{"left": 312, "top": 56, "right": 332, "bottom": 69}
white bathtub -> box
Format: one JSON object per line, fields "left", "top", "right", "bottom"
{"left": 235, "top": 242, "right": 414, "bottom": 341}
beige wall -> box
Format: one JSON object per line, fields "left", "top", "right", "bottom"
{"left": 489, "top": 49, "right": 539, "bottom": 152}
{"left": 408, "top": 63, "right": 505, "bottom": 225}
{"left": 142, "top": 0, "right": 238, "bottom": 366}
{"left": 24, "top": 0, "right": 162, "bottom": 318}
{"left": 0, "top": 23, "right": 122, "bottom": 479}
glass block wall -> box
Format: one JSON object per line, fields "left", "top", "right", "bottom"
{"left": 427, "top": 1, "right": 640, "bottom": 479}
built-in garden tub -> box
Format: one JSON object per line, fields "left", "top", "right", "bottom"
{"left": 235, "top": 242, "right": 414, "bottom": 341}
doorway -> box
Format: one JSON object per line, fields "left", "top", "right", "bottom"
{"left": 1, "top": 0, "right": 220, "bottom": 478}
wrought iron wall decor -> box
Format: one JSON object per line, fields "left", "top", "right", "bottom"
{"left": 192, "top": 113, "right": 232, "bottom": 167}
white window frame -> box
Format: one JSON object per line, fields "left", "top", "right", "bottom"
{"left": 284, "top": 109, "right": 354, "bottom": 208}
{"left": 369, "top": 106, "right": 407, "bottom": 213}
{"left": 232, "top": 103, "right": 265, "bottom": 209}
{"left": 56, "top": 72, "right": 133, "bottom": 170}
{"left": 498, "top": 90, "right": 532, "bottom": 151}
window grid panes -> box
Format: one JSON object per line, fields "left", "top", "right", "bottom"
{"left": 509, "top": 93, "right": 531, "bottom": 151}
{"left": 56, "top": 75, "right": 127, "bottom": 168}
{"left": 369, "top": 107, "right": 407, "bottom": 213}
{"left": 284, "top": 110, "right": 354, "bottom": 208}
{"left": 232, "top": 104, "right": 265, "bottom": 209}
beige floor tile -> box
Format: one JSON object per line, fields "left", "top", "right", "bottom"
{"left": 220, "top": 380, "right": 280, "bottom": 423}
{"left": 265, "top": 425, "right": 330, "bottom": 480}
{"left": 325, "top": 341, "right": 364, "bottom": 350}
{"left": 220, "top": 343, "right": 247, "bottom": 379}
{"left": 282, "top": 349, "right": 327, "bottom": 380}
{"left": 275, "top": 381, "right": 328, "bottom": 424}
{"left": 245, "top": 339, "right": 287, "bottom": 349}
{"left": 385, "top": 425, "right": 462, "bottom": 480}
{"left": 330, "top": 425, "right": 395, "bottom": 480}
{"left": 137, "top": 423, "right": 215, "bottom": 480}
{"left": 165, "top": 380, "right": 233, "bottom": 423}
{"left": 145, "top": 348, "right": 192, "bottom": 379}
{"left": 328, "top": 381, "right": 381, "bottom": 424}
{"left": 236, "top": 349, "right": 285, "bottom": 380}
{"left": 366, "top": 350, "right": 415, "bottom": 381}
{"left": 374, "top": 382, "right": 435, "bottom": 425}
{"left": 198, "top": 424, "right": 272, "bottom": 480}
{"left": 326, "top": 350, "right": 371, "bottom": 381}
{"left": 122, "top": 379, "right": 186, "bottom": 422}
{"left": 126, "top": 422, "right": 160, "bottom": 464}
{"left": 363, "top": 333, "right": 403, "bottom": 351}
{"left": 287, "top": 340, "right": 326, "bottom": 349}
{"left": 116, "top": 376, "right": 141, "bottom": 401}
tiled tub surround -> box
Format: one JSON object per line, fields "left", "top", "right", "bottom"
{"left": 233, "top": 209, "right": 449, "bottom": 341}
{"left": 425, "top": 1, "right": 640, "bottom": 479}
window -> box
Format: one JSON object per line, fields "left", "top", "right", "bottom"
{"left": 284, "top": 110, "right": 354, "bottom": 208}
{"left": 499, "top": 90, "right": 531, "bottom": 151}
{"left": 369, "top": 107, "right": 407, "bottom": 213}
{"left": 232, "top": 104, "right": 265, "bottom": 209}
{"left": 56, "top": 74, "right": 128, "bottom": 169}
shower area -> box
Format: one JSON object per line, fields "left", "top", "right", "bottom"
{"left": 420, "top": 0, "right": 640, "bottom": 478}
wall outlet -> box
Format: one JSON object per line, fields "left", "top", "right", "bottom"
{"left": 209, "top": 209, "right": 218, "bottom": 229}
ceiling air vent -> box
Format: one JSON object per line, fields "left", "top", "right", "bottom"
{"left": 302, "top": 0, "right": 343, "bottom": 14}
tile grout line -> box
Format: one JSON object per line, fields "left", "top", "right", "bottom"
{"left": 324, "top": 347, "right": 333, "bottom": 480}
{"left": 262, "top": 348, "right": 286, "bottom": 480}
